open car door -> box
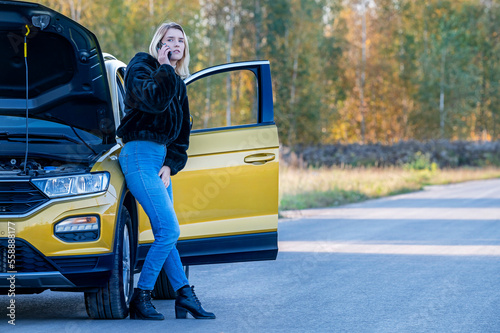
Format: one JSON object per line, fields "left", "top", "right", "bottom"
{"left": 175, "top": 61, "right": 279, "bottom": 265}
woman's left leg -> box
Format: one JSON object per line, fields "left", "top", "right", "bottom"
{"left": 161, "top": 183, "right": 216, "bottom": 319}
{"left": 161, "top": 182, "right": 189, "bottom": 291}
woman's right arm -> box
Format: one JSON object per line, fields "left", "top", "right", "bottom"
{"left": 124, "top": 61, "right": 180, "bottom": 114}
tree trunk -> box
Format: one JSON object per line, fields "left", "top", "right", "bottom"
{"left": 225, "top": 0, "right": 236, "bottom": 127}
{"left": 439, "top": 47, "right": 447, "bottom": 138}
{"left": 149, "top": 0, "right": 154, "bottom": 17}
{"left": 255, "top": 0, "right": 262, "bottom": 59}
{"left": 68, "top": 0, "right": 83, "bottom": 22}
{"left": 203, "top": 51, "right": 215, "bottom": 129}
{"left": 359, "top": 0, "right": 367, "bottom": 143}
{"left": 288, "top": 38, "right": 300, "bottom": 145}
{"left": 252, "top": 0, "right": 262, "bottom": 121}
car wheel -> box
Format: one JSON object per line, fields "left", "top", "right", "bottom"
{"left": 152, "top": 266, "right": 189, "bottom": 299}
{"left": 152, "top": 269, "right": 176, "bottom": 299}
{"left": 84, "top": 206, "right": 134, "bottom": 319}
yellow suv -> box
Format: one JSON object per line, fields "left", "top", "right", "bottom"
{"left": 0, "top": 1, "right": 279, "bottom": 319}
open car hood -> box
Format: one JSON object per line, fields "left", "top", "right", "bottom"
{"left": 0, "top": 1, "right": 115, "bottom": 144}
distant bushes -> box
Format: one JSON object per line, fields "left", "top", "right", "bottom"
{"left": 281, "top": 140, "right": 500, "bottom": 169}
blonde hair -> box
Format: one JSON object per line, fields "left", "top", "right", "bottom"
{"left": 149, "top": 22, "right": 190, "bottom": 79}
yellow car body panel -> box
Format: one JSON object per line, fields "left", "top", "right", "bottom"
{"left": 137, "top": 125, "right": 279, "bottom": 243}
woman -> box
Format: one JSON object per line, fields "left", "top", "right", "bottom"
{"left": 116, "top": 22, "right": 215, "bottom": 320}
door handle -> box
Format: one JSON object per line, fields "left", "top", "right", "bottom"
{"left": 244, "top": 153, "right": 276, "bottom": 165}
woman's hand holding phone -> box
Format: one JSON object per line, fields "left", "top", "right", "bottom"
{"left": 158, "top": 43, "right": 172, "bottom": 66}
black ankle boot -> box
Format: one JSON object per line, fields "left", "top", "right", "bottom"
{"left": 129, "top": 288, "right": 164, "bottom": 320}
{"left": 175, "top": 285, "right": 216, "bottom": 319}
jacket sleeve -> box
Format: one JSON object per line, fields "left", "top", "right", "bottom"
{"left": 124, "top": 61, "right": 179, "bottom": 114}
{"left": 163, "top": 91, "right": 191, "bottom": 176}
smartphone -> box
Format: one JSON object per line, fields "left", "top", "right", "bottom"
{"left": 156, "top": 42, "right": 172, "bottom": 60}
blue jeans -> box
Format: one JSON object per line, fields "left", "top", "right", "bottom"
{"left": 119, "top": 140, "right": 189, "bottom": 291}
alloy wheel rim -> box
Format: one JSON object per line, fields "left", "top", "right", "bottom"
{"left": 122, "top": 224, "right": 131, "bottom": 303}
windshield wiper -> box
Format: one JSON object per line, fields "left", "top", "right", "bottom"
{"left": 0, "top": 132, "right": 86, "bottom": 145}
{"left": 43, "top": 114, "right": 98, "bottom": 155}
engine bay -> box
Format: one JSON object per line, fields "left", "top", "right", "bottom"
{"left": 0, "top": 157, "right": 89, "bottom": 177}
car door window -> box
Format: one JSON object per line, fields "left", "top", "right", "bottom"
{"left": 187, "top": 70, "right": 258, "bottom": 130}
{"left": 116, "top": 68, "right": 126, "bottom": 119}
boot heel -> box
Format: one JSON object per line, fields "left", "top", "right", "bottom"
{"left": 175, "top": 306, "right": 188, "bottom": 319}
{"left": 129, "top": 308, "right": 140, "bottom": 320}
{"left": 175, "top": 285, "right": 216, "bottom": 319}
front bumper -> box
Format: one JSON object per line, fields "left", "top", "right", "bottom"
{"left": 0, "top": 272, "right": 75, "bottom": 288}
{"left": 0, "top": 238, "right": 114, "bottom": 288}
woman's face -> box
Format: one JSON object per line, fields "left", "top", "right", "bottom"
{"left": 160, "top": 28, "right": 185, "bottom": 65}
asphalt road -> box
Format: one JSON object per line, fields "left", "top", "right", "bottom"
{"left": 1, "top": 179, "right": 500, "bottom": 332}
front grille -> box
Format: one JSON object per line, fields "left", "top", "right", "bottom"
{"left": 0, "top": 181, "right": 48, "bottom": 215}
{"left": 0, "top": 238, "right": 56, "bottom": 273}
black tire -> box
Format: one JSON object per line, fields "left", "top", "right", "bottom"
{"left": 152, "top": 269, "right": 176, "bottom": 299}
{"left": 84, "top": 206, "right": 134, "bottom": 319}
{"left": 152, "top": 265, "right": 190, "bottom": 300}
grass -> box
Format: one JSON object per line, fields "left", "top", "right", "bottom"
{"left": 279, "top": 165, "right": 500, "bottom": 211}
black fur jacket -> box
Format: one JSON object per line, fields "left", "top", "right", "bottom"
{"left": 116, "top": 52, "right": 190, "bottom": 176}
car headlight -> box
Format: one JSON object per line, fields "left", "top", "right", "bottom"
{"left": 32, "top": 172, "right": 110, "bottom": 198}
{"left": 54, "top": 216, "right": 100, "bottom": 242}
